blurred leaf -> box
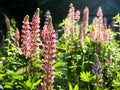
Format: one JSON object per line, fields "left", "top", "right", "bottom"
{"left": 68, "top": 82, "right": 73, "bottom": 90}
{"left": 33, "top": 79, "right": 42, "bottom": 87}
{"left": 54, "top": 62, "right": 66, "bottom": 68}
{"left": 80, "top": 71, "right": 91, "bottom": 82}
{"left": 69, "top": 65, "right": 77, "bottom": 69}
{"left": 4, "top": 83, "right": 12, "bottom": 89}
{"left": 74, "top": 84, "right": 79, "bottom": 90}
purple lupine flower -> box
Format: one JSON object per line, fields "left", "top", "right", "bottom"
{"left": 30, "top": 8, "right": 40, "bottom": 61}
{"left": 92, "top": 61, "right": 103, "bottom": 77}
{"left": 41, "top": 11, "right": 56, "bottom": 90}
{"left": 92, "top": 54, "right": 103, "bottom": 86}
{"left": 21, "top": 15, "right": 31, "bottom": 57}
{"left": 103, "top": 17, "right": 107, "bottom": 25}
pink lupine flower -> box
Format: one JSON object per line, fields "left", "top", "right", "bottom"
{"left": 97, "top": 7, "right": 105, "bottom": 32}
{"left": 97, "top": 7, "right": 103, "bottom": 18}
{"left": 21, "top": 15, "right": 31, "bottom": 57}
{"left": 89, "top": 30, "right": 97, "bottom": 41}
{"left": 68, "top": 3, "right": 75, "bottom": 25}
{"left": 14, "top": 29, "right": 20, "bottom": 47}
{"left": 90, "top": 7, "right": 109, "bottom": 44}
{"left": 78, "top": 7, "right": 89, "bottom": 46}
{"left": 64, "top": 3, "right": 79, "bottom": 38}
{"left": 41, "top": 11, "right": 56, "bottom": 90}
{"left": 64, "top": 3, "right": 81, "bottom": 39}
{"left": 75, "top": 10, "right": 80, "bottom": 22}
{"left": 102, "top": 30, "right": 109, "bottom": 44}
{"left": 81, "top": 7, "right": 89, "bottom": 35}
{"left": 78, "top": 29, "right": 84, "bottom": 47}
{"left": 68, "top": 3, "right": 75, "bottom": 38}
{"left": 4, "top": 15, "right": 11, "bottom": 32}
{"left": 105, "top": 58, "right": 112, "bottom": 65}
{"left": 30, "top": 8, "right": 40, "bottom": 61}
{"left": 93, "top": 17, "right": 99, "bottom": 31}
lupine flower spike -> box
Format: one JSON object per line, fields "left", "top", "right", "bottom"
{"left": 41, "top": 11, "right": 56, "bottom": 90}
{"left": 14, "top": 29, "right": 20, "bottom": 47}
{"left": 81, "top": 7, "right": 89, "bottom": 36}
{"left": 30, "top": 8, "right": 40, "bottom": 61}
{"left": 75, "top": 10, "right": 80, "bottom": 22}
{"left": 78, "top": 7, "right": 89, "bottom": 47}
{"left": 90, "top": 7, "right": 109, "bottom": 44}
{"left": 21, "top": 15, "right": 31, "bottom": 57}
{"left": 4, "top": 15, "right": 11, "bottom": 32}
{"left": 64, "top": 3, "right": 75, "bottom": 38}
{"left": 92, "top": 54, "right": 103, "bottom": 87}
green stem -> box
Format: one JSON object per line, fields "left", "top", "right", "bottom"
{"left": 88, "top": 83, "right": 90, "bottom": 90}
{"left": 82, "top": 53, "right": 85, "bottom": 71}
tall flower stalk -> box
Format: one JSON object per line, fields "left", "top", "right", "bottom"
{"left": 78, "top": 7, "right": 89, "bottom": 47}
{"left": 21, "top": 15, "right": 31, "bottom": 57}
{"left": 30, "top": 8, "right": 40, "bottom": 61}
{"left": 92, "top": 54, "right": 103, "bottom": 87}
{"left": 89, "top": 7, "right": 109, "bottom": 44}
{"left": 64, "top": 3, "right": 80, "bottom": 39}
{"left": 14, "top": 29, "right": 20, "bottom": 47}
{"left": 41, "top": 11, "right": 56, "bottom": 90}
{"left": 4, "top": 15, "right": 11, "bottom": 32}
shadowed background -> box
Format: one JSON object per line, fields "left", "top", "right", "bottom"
{"left": 0, "top": 0, "right": 120, "bottom": 33}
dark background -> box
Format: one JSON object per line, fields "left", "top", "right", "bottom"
{"left": 0, "top": 0, "right": 120, "bottom": 33}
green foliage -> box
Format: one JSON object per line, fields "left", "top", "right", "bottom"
{"left": 0, "top": 5, "right": 120, "bottom": 90}
{"left": 68, "top": 82, "right": 79, "bottom": 90}
{"left": 0, "top": 18, "right": 42, "bottom": 90}
{"left": 80, "top": 71, "right": 91, "bottom": 82}
{"left": 113, "top": 73, "right": 120, "bottom": 89}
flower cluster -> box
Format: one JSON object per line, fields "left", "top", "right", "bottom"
{"left": 4, "top": 15, "right": 11, "bottom": 32}
{"left": 41, "top": 11, "right": 56, "bottom": 90}
{"left": 81, "top": 7, "right": 89, "bottom": 35}
{"left": 92, "top": 54, "right": 103, "bottom": 86}
{"left": 64, "top": 3, "right": 80, "bottom": 37}
{"left": 105, "top": 58, "right": 112, "bottom": 65}
{"left": 89, "top": 7, "right": 109, "bottom": 44}
{"left": 21, "top": 8, "right": 40, "bottom": 60}
{"left": 78, "top": 7, "right": 89, "bottom": 46}
{"left": 30, "top": 8, "right": 40, "bottom": 61}
{"left": 14, "top": 29, "right": 20, "bottom": 47}
{"left": 92, "top": 61, "right": 103, "bottom": 77}
{"left": 21, "top": 15, "right": 31, "bottom": 57}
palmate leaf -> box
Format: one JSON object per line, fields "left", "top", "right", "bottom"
{"left": 80, "top": 71, "right": 91, "bottom": 82}
{"left": 68, "top": 82, "right": 79, "bottom": 90}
